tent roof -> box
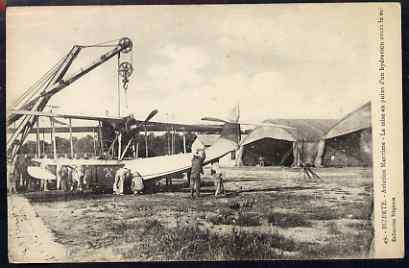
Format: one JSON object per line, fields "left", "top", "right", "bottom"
{"left": 241, "top": 119, "right": 337, "bottom": 146}
{"left": 323, "top": 102, "right": 371, "bottom": 139}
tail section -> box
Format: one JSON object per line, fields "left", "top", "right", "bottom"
{"left": 220, "top": 122, "right": 241, "bottom": 145}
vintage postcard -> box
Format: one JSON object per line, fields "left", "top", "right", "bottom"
{"left": 6, "top": 3, "right": 403, "bottom": 262}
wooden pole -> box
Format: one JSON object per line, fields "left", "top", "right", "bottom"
{"left": 69, "top": 118, "right": 74, "bottom": 158}
{"left": 36, "top": 118, "right": 40, "bottom": 158}
{"left": 117, "top": 132, "right": 122, "bottom": 160}
{"left": 171, "top": 127, "right": 175, "bottom": 154}
{"left": 183, "top": 133, "right": 186, "bottom": 153}
{"left": 144, "top": 126, "right": 148, "bottom": 157}
{"left": 42, "top": 129, "right": 45, "bottom": 156}
{"left": 51, "top": 119, "right": 57, "bottom": 159}
{"left": 136, "top": 142, "right": 139, "bottom": 159}
{"left": 98, "top": 122, "right": 104, "bottom": 155}
{"left": 92, "top": 128, "right": 97, "bottom": 157}
{"left": 167, "top": 128, "right": 170, "bottom": 155}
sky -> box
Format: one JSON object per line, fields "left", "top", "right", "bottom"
{"left": 7, "top": 4, "right": 378, "bottom": 127}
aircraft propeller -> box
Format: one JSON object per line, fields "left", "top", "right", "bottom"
{"left": 128, "top": 109, "right": 159, "bottom": 130}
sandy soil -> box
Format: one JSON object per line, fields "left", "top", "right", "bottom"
{"left": 9, "top": 167, "right": 373, "bottom": 262}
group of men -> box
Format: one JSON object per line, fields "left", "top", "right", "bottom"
{"left": 112, "top": 167, "right": 145, "bottom": 195}
{"left": 57, "top": 164, "right": 89, "bottom": 192}
{"left": 7, "top": 154, "right": 32, "bottom": 193}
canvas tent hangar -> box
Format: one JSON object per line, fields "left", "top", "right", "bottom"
{"left": 315, "top": 101, "right": 372, "bottom": 167}
{"left": 235, "top": 102, "right": 372, "bottom": 167}
{"left": 236, "top": 119, "right": 336, "bottom": 167}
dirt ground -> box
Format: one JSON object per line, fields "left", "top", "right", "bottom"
{"left": 10, "top": 166, "right": 374, "bottom": 262}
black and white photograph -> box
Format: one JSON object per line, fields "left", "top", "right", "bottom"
{"left": 6, "top": 3, "right": 404, "bottom": 262}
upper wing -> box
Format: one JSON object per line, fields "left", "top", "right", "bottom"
{"left": 130, "top": 120, "right": 224, "bottom": 132}
{"left": 9, "top": 110, "right": 123, "bottom": 123}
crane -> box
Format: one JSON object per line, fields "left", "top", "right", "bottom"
{"left": 7, "top": 37, "right": 133, "bottom": 161}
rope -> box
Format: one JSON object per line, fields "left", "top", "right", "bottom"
{"left": 77, "top": 38, "right": 120, "bottom": 48}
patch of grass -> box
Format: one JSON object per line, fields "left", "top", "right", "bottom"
{"left": 125, "top": 223, "right": 301, "bottom": 260}
{"left": 236, "top": 212, "right": 261, "bottom": 226}
{"left": 300, "top": 219, "right": 374, "bottom": 258}
{"left": 326, "top": 222, "right": 343, "bottom": 236}
{"left": 208, "top": 213, "right": 236, "bottom": 225}
{"left": 267, "top": 212, "right": 312, "bottom": 228}
{"left": 208, "top": 211, "right": 260, "bottom": 226}
{"left": 303, "top": 202, "right": 372, "bottom": 221}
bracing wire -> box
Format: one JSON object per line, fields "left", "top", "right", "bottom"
{"left": 78, "top": 38, "right": 120, "bottom": 48}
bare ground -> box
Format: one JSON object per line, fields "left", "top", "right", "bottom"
{"left": 10, "top": 167, "right": 373, "bottom": 262}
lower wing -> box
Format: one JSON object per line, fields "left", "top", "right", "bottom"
{"left": 124, "top": 138, "right": 237, "bottom": 181}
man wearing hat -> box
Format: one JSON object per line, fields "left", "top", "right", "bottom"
{"left": 190, "top": 148, "right": 205, "bottom": 198}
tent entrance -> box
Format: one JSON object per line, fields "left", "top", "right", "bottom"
{"left": 241, "top": 138, "right": 293, "bottom": 166}
{"left": 322, "top": 128, "right": 372, "bottom": 167}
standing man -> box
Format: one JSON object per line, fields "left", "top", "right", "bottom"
{"left": 113, "top": 167, "right": 131, "bottom": 195}
{"left": 22, "top": 154, "right": 31, "bottom": 192}
{"left": 211, "top": 160, "right": 225, "bottom": 197}
{"left": 7, "top": 160, "right": 17, "bottom": 194}
{"left": 258, "top": 155, "right": 265, "bottom": 167}
{"left": 40, "top": 155, "right": 49, "bottom": 191}
{"left": 190, "top": 149, "right": 205, "bottom": 199}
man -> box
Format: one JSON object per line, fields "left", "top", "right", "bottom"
{"left": 7, "top": 160, "right": 17, "bottom": 194}
{"left": 211, "top": 160, "right": 225, "bottom": 197}
{"left": 190, "top": 149, "right": 205, "bottom": 199}
{"left": 113, "top": 167, "right": 131, "bottom": 195}
{"left": 258, "top": 155, "right": 265, "bottom": 167}
{"left": 15, "top": 154, "right": 26, "bottom": 192}
{"left": 71, "top": 165, "right": 85, "bottom": 192}
{"left": 131, "top": 171, "right": 144, "bottom": 195}
{"left": 22, "top": 154, "right": 31, "bottom": 192}
{"left": 40, "top": 155, "right": 49, "bottom": 191}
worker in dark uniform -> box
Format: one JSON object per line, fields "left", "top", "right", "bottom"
{"left": 190, "top": 149, "right": 205, "bottom": 199}
{"left": 22, "top": 154, "right": 31, "bottom": 192}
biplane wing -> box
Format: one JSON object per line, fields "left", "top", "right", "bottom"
{"left": 9, "top": 110, "right": 223, "bottom": 133}
{"left": 9, "top": 110, "right": 124, "bottom": 123}
{"left": 123, "top": 122, "right": 239, "bottom": 181}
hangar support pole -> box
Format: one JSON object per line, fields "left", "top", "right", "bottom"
{"left": 36, "top": 119, "right": 41, "bottom": 158}
{"left": 69, "top": 118, "right": 74, "bottom": 158}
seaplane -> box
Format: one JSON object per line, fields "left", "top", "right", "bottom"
{"left": 7, "top": 37, "right": 294, "bottom": 193}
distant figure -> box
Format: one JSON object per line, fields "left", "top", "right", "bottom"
{"left": 113, "top": 167, "right": 131, "bottom": 195}
{"left": 190, "top": 149, "right": 205, "bottom": 199}
{"left": 258, "top": 155, "right": 265, "bottom": 167}
{"left": 165, "top": 176, "right": 172, "bottom": 188}
{"left": 211, "top": 160, "right": 225, "bottom": 197}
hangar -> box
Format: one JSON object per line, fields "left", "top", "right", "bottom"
{"left": 236, "top": 102, "right": 372, "bottom": 167}
{"left": 236, "top": 119, "right": 336, "bottom": 167}
{"left": 315, "top": 102, "right": 372, "bottom": 167}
